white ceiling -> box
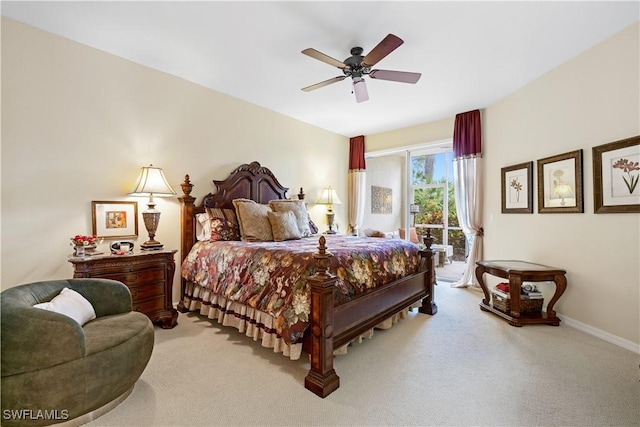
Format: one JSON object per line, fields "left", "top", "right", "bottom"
{"left": 2, "top": 1, "right": 638, "bottom": 137}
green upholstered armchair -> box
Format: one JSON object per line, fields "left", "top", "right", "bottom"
{"left": 1, "top": 278, "right": 154, "bottom": 427}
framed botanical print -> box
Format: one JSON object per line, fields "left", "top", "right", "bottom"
{"left": 537, "top": 150, "right": 583, "bottom": 213}
{"left": 501, "top": 162, "right": 533, "bottom": 213}
{"left": 91, "top": 201, "right": 139, "bottom": 239}
{"left": 592, "top": 135, "right": 640, "bottom": 213}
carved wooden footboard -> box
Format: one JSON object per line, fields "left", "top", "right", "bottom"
{"left": 304, "top": 236, "right": 436, "bottom": 397}
{"left": 177, "top": 162, "right": 437, "bottom": 397}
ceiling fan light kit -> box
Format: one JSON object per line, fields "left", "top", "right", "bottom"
{"left": 301, "top": 33, "right": 421, "bottom": 103}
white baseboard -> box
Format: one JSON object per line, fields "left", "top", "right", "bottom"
{"left": 559, "top": 313, "right": 640, "bottom": 354}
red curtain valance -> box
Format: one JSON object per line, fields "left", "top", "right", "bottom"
{"left": 349, "top": 135, "right": 366, "bottom": 170}
{"left": 453, "top": 110, "right": 482, "bottom": 157}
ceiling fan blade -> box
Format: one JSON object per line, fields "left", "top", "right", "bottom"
{"left": 353, "top": 78, "right": 369, "bottom": 103}
{"left": 362, "top": 34, "right": 404, "bottom": 67}
{"left": 301, "top": 48, "right": 346, "bottom": 69}
{"left": 301, "top": 76, "right": 347, "bottom": 92}
{"left": 369, "top": 69, "right": 421, "bottom": 84}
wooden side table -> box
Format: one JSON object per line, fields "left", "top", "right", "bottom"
{"left": 69, "top": 249, "right": 178, "bottom": 328}
{"left": 475, "top": 260, "right": 567, "bottom": 327}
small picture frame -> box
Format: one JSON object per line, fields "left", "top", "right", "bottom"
{"left": 501, "top": 162, "right": 533, "bottom": 213}
{"left": 592, "top": 135, "right": 640, "bottom": 213}
{"left": 537, "top": 150, "right": 583, "bottom": 213}
{"left": 91, "top": 201, "right": 138, "bottom": 239}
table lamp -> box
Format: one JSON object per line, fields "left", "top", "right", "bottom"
{"left": 410, "top": 203, "right": 421, "bottom": 226}
{"left": 128, "top": 164, "right": 176, "bottom": 250}
{"left": 316, "top": 186, "right": 342, "bottom": 234}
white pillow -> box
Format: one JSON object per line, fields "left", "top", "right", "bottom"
{"left": 196, "top": 212, "right": 211, "bottom": 241}
{"left": 34, "top": 287, "right": 96, "bottom": 326}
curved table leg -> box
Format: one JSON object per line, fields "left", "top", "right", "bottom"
{"left": 546, "top": 274, "right": 567, "bottom": 318}
{"left": 475, "top": 265, "right": 490, "bottom": 306}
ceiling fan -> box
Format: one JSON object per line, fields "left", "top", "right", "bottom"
{"left": 301, "top": 34, "right": 421, "bottom": 103}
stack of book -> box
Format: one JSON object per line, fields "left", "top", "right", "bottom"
{"left": 521, "top": 283, "right": 543, "bottom": 299}
{"left": 492, "top": 282, "right": 510, "bottom": 298}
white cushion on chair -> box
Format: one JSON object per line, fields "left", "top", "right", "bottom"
{"left": 34, "top": 287, "right": 96, "bottom": 326}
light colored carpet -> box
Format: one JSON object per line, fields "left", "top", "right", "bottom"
{"left": 88, "top": 282, "right": 639, "bottom": 426}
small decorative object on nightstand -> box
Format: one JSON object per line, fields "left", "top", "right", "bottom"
{"left": 316, "top": 186, "right": 342, "bottom": 234}
{"left": 69, "top": 249, "right": 179, "bottom": 328}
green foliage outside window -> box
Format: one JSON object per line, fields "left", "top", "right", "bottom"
{"left": 411, "top": 154, "right": 467, "bottom": 261}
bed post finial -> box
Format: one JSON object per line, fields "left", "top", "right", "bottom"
{"left": 313, "top": 236, "right": 333, "bottom": 279}
{"left": 181, "top": 174, "right": 193, "bottom": 196}
{"left": 298, "top": 187, "right": 305, "bottom": 200}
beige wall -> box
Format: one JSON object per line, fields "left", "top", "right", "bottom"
{"left": 1, "top": 18, "right": 348, "bottom": 298}
{"left": 367, "top": 22, "right": 639, "bottom": 348}
{"left": 483, "top": 22, "right": 639, "bottom": 346}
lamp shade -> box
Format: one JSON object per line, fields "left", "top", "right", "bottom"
{"left": 128, "top": 165, "right": 176, "bottom": 196}
{"left": 316, "top": 187, "right": 342, "bottom": 205}
{"left": 410, "top": 204, "right": 421, "bottom": 214}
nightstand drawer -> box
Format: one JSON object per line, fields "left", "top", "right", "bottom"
{"left": 132, "top": 296, "right": 165, "bottom": 314}
{"left": 103, "top": 267, "right": 165, "bottom": 286}
{"left": 129, "top": 281, "right": 165, "bottom": 302}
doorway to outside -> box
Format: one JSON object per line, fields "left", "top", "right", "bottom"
{"left": 410, "top": 149, "right": 467, "bottom": 282}
{"left": 362, "top": 143, "right": 469, "bottom": 282}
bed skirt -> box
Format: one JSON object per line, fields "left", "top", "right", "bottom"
{"left": 181, "top": 281, "right": 419, "bottom": 360}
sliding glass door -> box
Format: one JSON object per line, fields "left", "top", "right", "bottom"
{"left": 411, "top": 149, "right": 467, "bottom": 280}
{"left": 363, "top": 143, "right": 468, "bottom": 281}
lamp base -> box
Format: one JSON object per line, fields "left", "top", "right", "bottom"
{"left": 140, "top": 240, "right": 164, "bottom": 251}
{"left": 141, "top": 210, "right": 164, "bottom": 250}
{"left": 324, "top": 230, "right": 337, "bottom": 235}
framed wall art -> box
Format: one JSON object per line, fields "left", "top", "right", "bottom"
{"left": 371, "top": 186, "right": 392, "bottom": 214}
{"left": 536, "top": 150, "right": 583, "bottom": 213}
{"left": 592, "top": 135, "right": 640, "bottom": 213}
{"left": 501, "top": 161, "right": 533, "bottom": 213}
{"left": 91, "top": 201, "right": 138, "bottom": 239}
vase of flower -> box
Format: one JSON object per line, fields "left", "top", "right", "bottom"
{"left": 74, "top": 245, "right": 86, "bottom": 257}
{"left": 70, "top": 235, "right": 98, "bottom": 257}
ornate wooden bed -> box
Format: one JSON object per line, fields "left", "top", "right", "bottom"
{"left": 177, "top": 161, "right": 437, "bottom": 397}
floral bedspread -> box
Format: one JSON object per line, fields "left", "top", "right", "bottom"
{"left": 181, "top": 235, "right": 422, "bottom": 344}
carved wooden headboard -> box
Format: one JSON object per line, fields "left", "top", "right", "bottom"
{"left": 179, "top": 161, "right": 297, "bottom": 265}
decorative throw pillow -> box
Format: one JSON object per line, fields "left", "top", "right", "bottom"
{"left": 209, "top": 217, "right": 240, "bottom": 241}
{"left": 206, "top": 207, "right": 238, "bottom": 227}
{"left": 33, "top": 287, "right": 96, "bottom": 326}
{"left": 232, "top": 199, "right": 274, "bottom": 242}
{"left": 308, "top": 214, "right": 319, "bottom": 235}
{"left": 196, "top": 212, "right": 212, "bottom": 241}
{"left": 268, "top": 211, "right": 302, "bottom": 242}
{"left": 398, "top": 227, "right": 420, "bottom": 244}
{"left": 268, "top": 200, "right": 312, "bottom": 237}
{"left": 364, "top": 228, "right": 386, "bottom": 238}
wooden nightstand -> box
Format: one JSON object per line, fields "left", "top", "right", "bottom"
{"left": 69, "top": 249, "right": 179, "bottom": 328}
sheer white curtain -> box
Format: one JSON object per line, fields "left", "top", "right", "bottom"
{"left": 348, "top": 136, "right": 366, "bottom": 235}
{"left": 451, "top": 110, "right": 484, "bottom": 288}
